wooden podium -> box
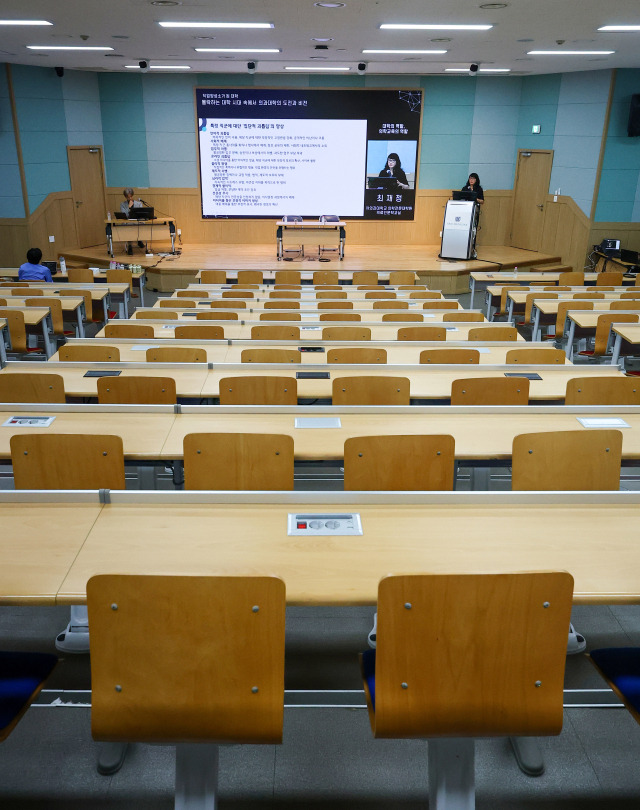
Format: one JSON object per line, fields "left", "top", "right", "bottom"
{"left": 106, "top": 218, "right": 176, "bottom": 256}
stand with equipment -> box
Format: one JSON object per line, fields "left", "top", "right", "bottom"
{"left": 439, "top": 192, "right": 479, "bottom": 261}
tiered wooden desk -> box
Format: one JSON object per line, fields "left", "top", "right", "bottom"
{"left": 0, "top": 267, "right": 147, "bottom": 306}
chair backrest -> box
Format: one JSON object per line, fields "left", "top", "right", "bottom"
{"left": 87, "top": 574, "right": 285, "bottom": 743}
{"left": 274, "top": 284, "right": 302, "bottom": 290}
{"left": 356, "top": 285, "right": 382, "bottom": 291}
{"left": 67, "top": 267, "right": 94, "bottom": 284}
{"left": 344, "top": 435, "right": 454, "bottom": 490}
{"left": 332, "top": 376, "right": 410, "bottom": 405}
{"left": 505, "top": 348, "right": 565, "bottom": 364}
{"left": 219, "top": 376, "right": 297, "bottom": 405}
{"left": 373, "top": 300, "right": 408, "bottom": 309}
{"left": 146, "top": 347, "right": 207, "bottom": 363}
{"left": 137, "top": 309, "right": 178, "bottom": 319}
{"left": 555, "top": 301, "right": 592, "bottom": 335}
{"left": 442, "top": 311, "right": 484, "bottom": 322}
{"left": 105, "top": 323, "right": 155, "bottom": 339}
{"left": 365, "top": 291, "right": 396, "bottom": 300}
{"left": 234, "top": 284, "right": 260, "bottom": 290}
{"left": 14, "top": 286, "right": 43, "bottom": 295}
{"left": 59, "top": 289, "right": 94, "bottom": 321}
{"left": 316, "top": 291, "right": 346, "bottom": 299}
{"left": 382, "top": 313, "right": 423, "bottom": 322}
{"left": 399, "top": 285, "right": 428, "bottom": 291}
{"left": 275, "top": 270, "right": 301, "bottom": 284}
{"left": 594, "top": 313, "right": 639, "bottom": 355}
{"left": 524, "top": 292, "right": 557, "bottom": 322}
{"left": 222, "top": 291, "right": 254, "bottom": 299}
{"left": 10, "top": 433, "right": 125, "bottom": 489}
{"left": 0, "top": 281, "right": 29, "bottom": 286}
{"left": 610, "top": 300, "right": 640, "bottom": 310}
{"left": 0, "top": 308, "right": 27, "bottom": 352}
{"left": 259, "top": 312, "right": 302, "bottom": 321}
{"left": 352, "top": 271, "right": 378, "bottom": 285}
{"left": 367, "top": 572, "right": 573, "bottom": 737}
{"left": 322, "top": 326, "right": 371, "bottom": 341}
{"left": 397, "top": 326, "right": 445, "bottom": 341}
{"left": 97, "top": 376, "right": 177, "bottom": 404}
{"left": 327, "top": 347, "right": 387, "bottom": 364}
{"left": 241, "top": 349, "right": 301, "bottom": 363}
{"left": 313, "top": 271, "right": 339, "bottom": 285}
{"left": 264, "top": 301, "right": 301, "bottom": 309}
{"left": 451, "top": 377, "right": 530, "bottom": 405}
{"left": 269, "top": 291, "right": 301, "bottom": 299}
{"left": 106, "top": 268, "right": 132, "bottom": 289}
{"left": 558, "top": 271, "right": 585, "bottom": 285}
{"left": 200, "top": 270, "right": 226, "bottom": 284}
{"left": 467, "top": 326, "right": 519, "bottom": 342}
{"left": 251, "top": 325, "right": 301, "bottom": 340}
{"left": 178, "top": 290, "right": 208, "bottom": 298}
{"left": 173, "top": 325, "right": 224, "bottom": 340}
{"left": 544, "top": 286, "right": 571, "bottom": 291}
{"left": 317, "top": 301, "right": 353, "bottom": 309}
{"left": 237, "top": 270, "right": 263, "bottom": 284}
{"left": 319, "top": 312, "right": 362, "bottom": 321}
{"left": 210, "top": 300, "right": 247, "bottom": 309}
{"left": 597, "top": 271, "right": 623, "bottom": 286}
{"left": 197, "top": 310, "right": 238, "bottom": 320}
{"left": 389, "top": 271, "right": 415, "bottom": 286}
{"left": 565, "top": 377, "right": 640, "bottom": 405}
{"left": 498, "top": 285, "right": 521, "bottom": 315}
{"left": 573, "top": 292, "right": 604, "bottom": 299}
{"left": 420, "top": 349, "right": 480, "bottom": 364}
{"left": 620, "top": 291, "right": 640, "bottom": 299}
{"left": 409, "top": 291, "right": 440, "bottom": 299}
{"left": 0, "top": 372, "right": 65, "bottom": 403}
{"left": 59, "top": 344, "right": 120, "bottom": 362}
{"left": 423, "top": 301, "right": 458, "bottom": 310}
{"left": 26, "top": 297, "right": 64, "bottom": 334}
{"left": 184, "top": 433, "right": 294, "bottom": 490}
{"left": 512, "top": 430, "right": 622, "bottom": 490}
{"left": 161, "top": 298, "right": 195, "bottom": 308}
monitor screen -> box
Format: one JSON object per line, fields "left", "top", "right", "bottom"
{"left": 452, "top": 190, "right": 477, "bottom": 202}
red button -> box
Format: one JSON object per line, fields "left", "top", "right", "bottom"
{"left": 297, "top": 522, "right": 307, "bottom": 529}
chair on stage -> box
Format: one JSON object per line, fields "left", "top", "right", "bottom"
{"left": 332, "top": 376, "right": 410, "bottom": 405}
{"left": 87, "top": 574, "right": 285, "bottom": 810}
{"left": 219, "top": 376, "right": 297, "bottom": 405}
{"left": 361, "top": 572, "right": 573, "bottom": 810}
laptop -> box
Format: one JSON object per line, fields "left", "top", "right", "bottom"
{"left": 42, "top": 260, "right": 58, "bottom": 276}
{"left": 133, "top": 207, "right": 154, "bottom": 220}
{"left": 114, "top": 212, "right": 128, "bottom": 220}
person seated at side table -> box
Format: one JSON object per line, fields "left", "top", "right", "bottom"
{"left": 18, "top": 247, "right": 53, "bottom": 282}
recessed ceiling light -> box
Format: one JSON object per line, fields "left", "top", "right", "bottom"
{"left": 151, "top": 1, "right": 181, "bottom": 6}
{"left": 309, "top": 56, "right": 328, "bottom": 59}
{"left": 195, "top": 48, "right": 280, "bottom": 53}
{"left": 445, "top": 67, "right": 510, "bottom": 72}
{"left": 112, "top": 35, "right": 129, "bottom": 39}
{"left": 363, "top": 49, "right": 447, "bottom": 54}
{"left": 126, "top": 64, "right": 191, "bottom": 69}
{"left": 27, "top": 45, "right": 114, "bottom": 51}
{"left": 517, "top": 38, "right": 533, "bottom": 42}
{"left": 0, "top": 19, "right": 52, "bottom": 25}
{"left": 527, "top": 49, "right": 614, "bottom": 55}
{"left": 314, "top": 3, "right": 346, "bottom": 8}
{"left": 285, "top": 65, "right": 349, "bottom": 70}
{"left": 159, "top": 21, "right": 273, "bottom": 28}
{"left": 311, "top": 37, "right": 334, "bottom": 42}
{"left": 479, "top": 3, "right": 508, "bottom": 8}
{"left": 431, "top": 38, "right": 452, "bottom": 42}
{"left": 380, "top": 23, "right": 493, "bottom": 31}
{"left": 105, "top": 53, "right": 125, "bottom": 57}
{"left": 598, "top": 25, "right": 640, "bottom": 32}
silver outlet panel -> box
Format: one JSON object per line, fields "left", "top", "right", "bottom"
{"left": 288, "top": 513, "right": 363, "bottom": 536}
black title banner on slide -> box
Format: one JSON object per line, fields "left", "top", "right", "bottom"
{"left": 196, "top": 88, "right": 423, "bottom": 221}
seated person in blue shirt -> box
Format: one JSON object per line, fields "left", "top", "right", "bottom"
{"left": 18, "top": 247, "right": 53, "bottom": 282}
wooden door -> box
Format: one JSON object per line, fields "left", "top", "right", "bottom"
{"left": 510, "top": 150, "right": 553, "bottom": 251}
{"left": 68, "top": 146, "right": 108, "bottom": 248}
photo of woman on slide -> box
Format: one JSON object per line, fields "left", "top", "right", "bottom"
{"left": 379, "top": 153, "right": 410, "bottom": 190}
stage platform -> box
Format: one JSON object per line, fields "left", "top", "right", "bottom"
{"left": 61, "top": 243, "right": 562, "bottom": 294}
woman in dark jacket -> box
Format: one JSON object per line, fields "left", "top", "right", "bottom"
{"left": 379, "top": 153, "right": 410, "bottom": 189}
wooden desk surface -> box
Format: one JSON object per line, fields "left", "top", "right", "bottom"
{"left": 276, "top": 220, "right": 346, "bottom": 227}
{"left": 51, "top": 493, "right": 640, "bottom": 606}
{"left": 613, "top": 324, "right": 640, "bottom": 345}
{"left": 1, "top": 295, "right": 84, "bottom": 313}
{"left": 7, "top": 284, "right": 116, "bottom": 301}
{"left": 152, "top": 305, "right": 467, "bottom": 320}
{"left": 568, "top": 311, "right": 640, "bottom": 329}
{"left": 195, "top": 270, "right": 414, "bottom": 282}
{"left": 184, "top": 288, "right": 441, "bottom": 302}
{"left": 535, "top": 300, "right": 629, "bottom": 316}
{"left": 0, "top": 306, "right": 50, "bottom": 326}
{"left": 473, "top": 272, "right": 600, "bottom": 283}
{"left": 509, "top": 290, "right": 630, "bottom": 306}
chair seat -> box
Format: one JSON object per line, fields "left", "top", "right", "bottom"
{"left": 590, "top": 647, "right": 640, "bottom": 715}
{"left": 107, "top": 310, "right": 117, "bottom": 319}
{"left": 0, "top": 651, "right": 57, "bottom": 738}
{"left": 361, "top": 649, "right": 376, "bottom": 709}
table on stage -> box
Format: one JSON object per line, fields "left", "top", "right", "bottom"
{"left": 106, "top": 217, "right": 176, "bottom": 256}
{"left": 276, "top": 220, "right": 346, "bottom": 260}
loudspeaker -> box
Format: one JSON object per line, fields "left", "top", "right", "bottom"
{"left": 628, "top": 93, "right": 640, "bottom": 137}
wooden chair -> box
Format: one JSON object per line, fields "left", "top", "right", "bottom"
{"left": 317, "top": 301, "right": 353, "bottom": 309}
{"left": 174, "top": 325, "right": 224, "bottom": 340}
{"left": 313, "top": 270, "right": 339, "bottom": 285}
{"left": 451, "top": 377, "right": 530, "bottom": 405}
{"left": 443, "top": 312, "right": 484, "bottom": 322}
{"left": 496, "top": 285, "right": 521, "bottom": 317}
{"left": 610, "top": 300, "right": 640, "bottom": 310}
{"left": 161, "top": 298, "right": 196, "bottom": 308}
{"left": 178, "top": 290, "right": 208, "bottom": 299}
{"left": 327, "top": 347, "right": 387, "bottom": 364}
{"left": 573, "top": 292, "right": 604, "bottom": 299}
{"left": 146, "top": 347, "right": 207, "bottom": 363}
{"left": 399, "top": 285, "right": 428, "bottom": 291}
{"left": 0, "top": 372, "right": 65, "bottom": 403}
{"left": 0, "top": 309, "right": 33, "bottom": 354}
{"left": 222, "top": 291, "right": 254, "bottom": 299}
{"left": 420, "top": 349, "right": 480, "bottom": 364}
{"left": 389, "top": 271, "right": 415, "bottom": 286}
{"left": 87, "top": 574, "right": 285, "bottom": 808}
{"left": 237, "top": 270, "right": 263, "bottom": 284}
{"left": 275, "top": 270, "right": 301, "bottom": 284}
{"left": 59, "top": 345, "right": 120, "bottom": 362}
{"left": 316, "top": 291, "right": 347, "bottom": 299}
{"left": 365, "top": 291, "right": 396, "bottom": 300}
{"left": 422, "top": 301, "right": 458, "bottom": 310}
{"left": 259, "top": 312, "right": 302, "bottom": 321}
{"left": 580, "top": 313, "right": 639, "bottom": 359}
{"left": 352, "top": 271, "right": 378, "bottom": 286}
{"left": 97, "top": 376, "right": 177, "bottom": 404}
{"left": 467, "top": 326, "right": 519, "bottom": 341}
{"left": 197, "top": 310, "right": 238, "bottom": 320}
{"left": 361, "top": 572, "right": 573, "bottom": 808}
{"left": 251, "top": 325, "right": 301, "bottom": 340}
{"left": 409, "top": 291, "right": 441, "bottom": 299}
{"left": 620, "top": 291, "right": 640, "bottom": 299}
{"left": 105, "top": 323, "right": 154, "bottom": 339}
{"left": 269, "top": 291, "right": 301, "bottom": 299}
{"left": 274, "top": 283, "right": 302, "bottom": 290}
{"left": 234, "top": 284, "right": 260, "bottom": 290}
{"left": 319, "top": 313, "right": 362, "bottom": 321}
{"left": 373, "top": 300, "right": 408, "bottom": 309}
{"left": 382, "top": 313, "right": 423, "bottom": 322}
{"left": 397, "top": 326, "right": 445, "bottom": 341}
{"left": 137, "top": 309, "right": 178, "bottom": 319}
{"left": 26, "top": 297, "right": 72, "bottom": 339}
{"left": 505, "top": 348, "right": 565, "bottom": 364}
{"left": 67, "top": 267, "right": 94, "bottom": 284}
{"left": 11, "top": 287, "right": 43, "bottom": 295}
{"left": 219, "top": 376, "right": 297, "bottom": 405}
{"left": 241, "top": 349, "right": 301, "bottom": 363}
{"left": 344, "top": 435, "right": 454, "bottom": 490}
{"left": 512, "top": 430, "right": 622, "bottom": 490}
{"left": 543, "top": 286, "right": 571, "bottom": 292}
{"left": 184, "top": 433, "right": 294, "bottom": 490}
{"left": 199, "top": 270, "right": 226, "bottom": 284}
{"left": 210, "top": 300, "right": 247, "bottom": 309}
{"left": 0, "top": 651, "right": 58, "bottom": 742}
{"left": 597, "top": 271, "right": 624, "bottom": 286}
{"left": 60, "top": 288, "right": 100, "bottom": 323}
{"left": 559, "top": 271, "right": 585, "bottom": 285}
{"left": 322, "top": 327, "right": 371, "bottom": 341}
{"left": 554, "top": 301, "right": 593, "bottom": 340}
{"left": 106, "top": 267, "right": 133, "bottom": 292}
{"left": 0, "top": 281, "right": 29, "bottom": 287}
{"left": 522, "top": 292, "right": 557, "bottom": 325}
{"left": 10, "top": 433, "right": 125, "bottom": 489}
{"left": 356, "top": 285, "right": 382, "bottom": 291}
{"left": 332, "top": 376, "right": 410, "bottom": 405}
{"left": 264, "top": 301, "right": 301, "bottom": 309}
{"left": 565, "top": 377, "right": 640, "bottom": 405}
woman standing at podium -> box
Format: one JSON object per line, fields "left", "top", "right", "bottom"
{"left": 379, "top": 153, "right": 410, "bottom": 190}
{"left": 462, "top": 172, "right": 484, "bottom": 204}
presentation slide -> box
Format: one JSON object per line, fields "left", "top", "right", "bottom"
{"left": 196, "top": 88, "right": 422, "bottom": 221}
